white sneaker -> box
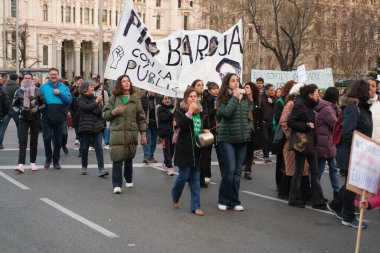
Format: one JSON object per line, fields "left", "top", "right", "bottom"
{"left": 233, "top": 205, "right": 244, "bottom": 211}
{"left": 218, "top": 204, "right": 227, "bottom": 211}
{"left": 30, "top": 163, "right": 39, "bottom": 171}
{"left": 167, "top": 168, "right": 175, "bottom": 176}
{"left": 205, "top": 177, "right": 211, "bottom": 183}
{"left": 89, "top": 147, "right": 95, "bottom": 151}
{"left": 15, "top": 164, "right": 25, "bottom": 173}
{"left": 103, "top": 145, "right": 110, "bottom": 150}
{"left": 126, "top": 182, "right": 134, "bottom": 188}
{"left": 113, "top": 187, "right": 121, "bottom": 194}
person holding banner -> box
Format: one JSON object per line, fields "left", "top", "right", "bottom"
{"left": 216, "top": 73, "right": 251, "bottom": 211}
{"left": 171, "top": 88, "right": 204, "bottom": 216}
{"left": 287, "top": 84, "right": 326, "bottom": 209}
{"left": 103, "top": 75, "right": 147, "bottom": 194}
{"left": 327, "top": 80, "right": 373, "bottom": 229}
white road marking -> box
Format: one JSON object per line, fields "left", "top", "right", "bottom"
{"left": 40, "top": 198, "right": 119, "bottom": 238}
{"left": 0, "top": 171, "right": 31, "bottom": 190}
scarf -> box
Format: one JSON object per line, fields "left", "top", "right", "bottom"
{"left": 20, "top": 80, "right": 36, "bottom": 108}
{"left": 180, "top": 101, "right": 202, "bottom": 114}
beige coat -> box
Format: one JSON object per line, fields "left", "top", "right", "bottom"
{"left": 280, "top": 100, "right": 308, "bottom": 176}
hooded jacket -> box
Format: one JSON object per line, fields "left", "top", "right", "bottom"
{"left": 314, "top": 99, "right": 338, "bottom": 158}
{"left": 336, "top": 96, "right": 373, "bottom": 171}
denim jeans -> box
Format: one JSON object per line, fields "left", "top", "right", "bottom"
{"left": 318, "top": 157, "right": 339, "bottom": 192}
{"left": 80, "top": 131, "right": 104, "bottom": 170}
{"left": 18, "top": 118, "right": 40, "bottom": 164}
{"left": 112, "top": 159, "right": 133, "bottom": 187}
{"left": 0, "top": 111, "right": 20, "bottom": 144}
{"left": 218, "top": 142, "right": 247, "bottom": 207}
{"left": 143, "top": 123, "right": 158, "bottom": 158}
{"left": 42, "top": 120, "right": 64, "bottom": 163}
{"left": 289, "top": 150, "right": 325, "bottom": 206}
{"left": 103, "top": 128, "right": 110, "bottom": 145}
{"left": 61, "top": 119, "right": 68, "bottom": 148}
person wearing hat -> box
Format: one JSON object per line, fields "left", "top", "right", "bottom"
{"left": 76, "top": 80, "right": 108, "bottom": 177}
{"left": 0, "top": 73, "right": 20, "bottom": 149}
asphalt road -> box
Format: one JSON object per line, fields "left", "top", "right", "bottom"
{"left": 0, "top": 121, "right": 379, "bottom": 253}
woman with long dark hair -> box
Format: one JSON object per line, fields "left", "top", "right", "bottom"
{"left": 287, "top": 84, "right": 326, "bottom": 209}
{"left": 216, "top": 73, "right": 251, "bottom": 211}
{"left": 242, "top": 82, "right": 260, "bottom": 180}
{"left": 103, "top": 75, "right": 147, "bottom": 194}
{"left": 327, "top": 80, "right": 372, "bottom": 229}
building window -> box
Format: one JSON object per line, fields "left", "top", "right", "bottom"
{"left": 102, "top": 10, "right": 107, "bottom": 25}
{"left": 42, "top": 4, "right": 48, "bottom": 21}
{"left": 65, "top": 6, "right": 71, "bottom": 23}
{"left": 73, "top": 7, "right": 76, "bottom": 23}
{"left": 91, "top": 9, "right": 94, "bottom": 24}
{"left": 143, "top": 13, "right": 145, "bottom": 23}
{"left": 11, "top": 32, "right": 16, "bottom": 59}
{"left": 190, "top": 1, "right": 193, "bottom": 7}
{"left": 80, "top": 8, "right": 83, "bottom": 24}
{"left": 11, "top": 0, "right": 16, "bottom": 17}
{"left": 84, "top": 8, "right": 89, "bottom": 24}
{"left": 43, "top": 46, "right": 48, "bottom": 65}
{"left": 61, "top": 6, "right": 64, "bottom": 22}
{"left": 156, "top": 0, "right": 161, "bottom": 7}
{"left": 116, "top": 11, "right": 119, "bottom": 25}
{"left": 178, "top": 0, "right": 182, "bottom": 8}
{"left": 248, "top": 27, "right": 253, "bottom": 40}
{"left": 156, "top": 15, "right": 161, "bottom": 29}
{"left": 184, "top": 15, "right": 188, "bottom": 30}
{"left": 109, "top": 10, "right": 112, "bottom": 25}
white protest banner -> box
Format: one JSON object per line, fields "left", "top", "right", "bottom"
{"left": 251, "top": 68, "right": 334, "bottom": 88}
{"left": 347, "top": 131, "right": 380, "bottom": 196}
{"left": 377, "top": 75, "right": 380, "bottom": 81}
{"left": 104, "top": 1, "right": 243, "bottom": 97}
{"left": 296, "top": 65, "right": 307, "bottom": 83}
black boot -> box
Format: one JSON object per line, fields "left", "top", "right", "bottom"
{"left": 244, "top": 172, "right": 252, "bottom": 180}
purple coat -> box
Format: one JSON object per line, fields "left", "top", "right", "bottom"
{"left": 315, "top": 99, "right": 338, "bottom": 158}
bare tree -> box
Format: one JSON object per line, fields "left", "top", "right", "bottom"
{"left": 333, "top": 9, "right": 376, "bottom": 79}
{"left": 6, "top": 19, "right": 40, "bottom": 69}
{"left": 246, "top": 0, "right": 319, "bottom": 71}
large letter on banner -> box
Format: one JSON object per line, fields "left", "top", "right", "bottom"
{"left": 104, "top": 1, "right": 243, "bottom": 97}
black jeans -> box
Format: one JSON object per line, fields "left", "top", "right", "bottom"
{"left": 61, "top": 120, "right": 68, "bottom": 148}
{"left": 42, "top": 120, "right": 64, "bottom": 164}
{"left": 275, "top": 152, "right": 284, "bottom": 187}
{"left": 289, "top": 150, "right": 325, "bottom": 206}
{"left": 162, "top": 136, "right": 174, "bottom": 168}
{"left": 18, "top": 118, "right": 40, "bottom": 164}
{"left": 200, "top": 144, "right": 213, "bottom": 182}
{"left": 112, "top": 159, "right": 133, "bottom": 187}
{"left": 262, "top": 122, "right": 273, "bottom": 158}
{"left": 80, "top": 131, "right": 104, "bottom": 170}
{"left": 244, "top": 137, "right": 254, "bottom": 172}
{"left": 329, "top": 175, "right": 356, "bottom": 222}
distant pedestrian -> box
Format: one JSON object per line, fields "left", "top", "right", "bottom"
{"left": 260, "top": 83, "right": 276, "bottom": 163}
{"left": 40, "top": 68, "right": 73, "bottom": 169}
{"left": 103, "top": 75, "right": 147, "bottom": 194}
{"left": 12, "top": 73, "right": 46, "bottom": 172}
{"left": 0, "top": 84, "right": 10, "bottom": 150}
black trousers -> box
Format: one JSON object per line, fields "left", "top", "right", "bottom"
{"left": 18, "top": 117, "right": 41, "bottom": 164}
{"left": 162, "top": 136, "right": 174, "bottom": 168}
{"left": 275, "top": 152, "right": 284, "bottom": 187}
{"left": 200, "top": 144, "right": 213, "bottom": 182}
{"left": 289, "top": 150, "right": 325, "bottom": 206}
{"left": 243, "top": 138, "right": 254, "bottom": 172}
{"left": 262, "top": 123, "right": 273, "bottom": 158}
{"left": 329, "top": 175, "right": 356, "bottom": 222}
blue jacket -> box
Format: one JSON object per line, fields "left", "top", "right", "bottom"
{"left": 40, "top": 81, "right": 72, "bottom": 123}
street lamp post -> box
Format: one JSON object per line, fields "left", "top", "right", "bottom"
{"left": 2, "top": 0, "right": 6, "bottom": 69}
{"left": 15, "top": 0, "right": 19, "bottom": 74}
{"left": 255, "top": 25, "right": 261, "bottom": 70}
{"left": 98, "top": 0, "right": 103, "bottom": 83}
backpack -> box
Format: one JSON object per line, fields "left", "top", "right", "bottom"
{"left": 332, "top": 112, "right": 343, "bottom": 145}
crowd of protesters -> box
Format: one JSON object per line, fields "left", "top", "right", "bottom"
{"left": 1, "top": 69, "right": 380, "bottom": 225}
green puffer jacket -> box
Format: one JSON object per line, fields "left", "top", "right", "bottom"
{"left": 216, "top": 95, "right": 251, "bottom": 143}
{"left": 103, "top": 94, "right": 146, "bottom": 162}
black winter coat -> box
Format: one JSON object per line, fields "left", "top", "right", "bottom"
{"left": 4, "top": 80, "right": 20, "bottom": 113}
{"left": 77, "top": 94, "right": 105, "bottom": 134}
{"left": 173, "top": 107, "right": 197, "bottom": 168}
{"left": 157, "top": 104, "right": 174, "bottom": 137}
{"left": 336, "top": 97, "right": 373, "bottom": 171}
{"left": 12, "top": 88, "right": 46, "bottom": 120}
{"left": 201, "top": 91, "right": 217, "bottom": 131}
{"left": 287, "top": 96, "right": 318, "bottom": 146}
{"left": 0, "top": 89, "right": 10, "bottom": 119}
{"left": 260, "top": 92, "right": 275, "bottom": 123}
{"left": 140, "top": 92, "right": 161, "bottom": 124}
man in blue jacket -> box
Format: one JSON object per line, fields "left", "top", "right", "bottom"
{"left": 40, "top": 68, "right": 72, "bottom": 169}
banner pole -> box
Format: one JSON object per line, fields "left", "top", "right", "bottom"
{"left": 355, "top": 190, "right": 366, "bottom": 253}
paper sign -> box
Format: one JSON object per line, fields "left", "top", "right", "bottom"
{"left": 377, "top": 75, "right": 380, "bottom": 81}
{"left": 104, "top": 1, "right": 243, "bottom": 97}
{"left": 296, "top": 65, "right": 307, "bottom": 83}
{"left": 251, "top": 68, "right": 334, "bottom": 88}
{"left": 347, "top": 131, "right": 380, "bottom": 195}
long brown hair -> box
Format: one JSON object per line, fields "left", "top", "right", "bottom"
{"left": 112, "top": 75, "right": 135, "bottom": 96}
{"left": 281, "top": 80, "right": 295, "bottom": 99}
{"left": 216, "top": 73, "right": 239, "bottom": 106}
